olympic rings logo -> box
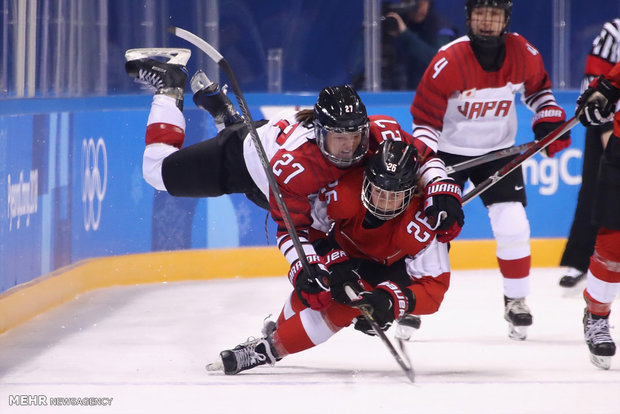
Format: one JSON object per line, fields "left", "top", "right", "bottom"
{"left": 81, "top": 137, "right": 107, "bottom": 231}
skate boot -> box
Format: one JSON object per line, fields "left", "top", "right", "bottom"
{"left": 125, "top": 48, "right": 190, "bottom": 110}
{"left": 191, "top": 70, "right": 242, "bottom": 129}
{"left": 504, "top": 296, "right": 533, "bottom": 341}
{"left": 559, "top": 267, "right": 586, "bottom": 290}
{"left": 583, "top": 309, "right": 616, "bottom": 370}
{"left": 206, "top": 336, "right": 279, "bottom": 375}
{"left": 394, "top": 314, "right": 422, "bottom": 342}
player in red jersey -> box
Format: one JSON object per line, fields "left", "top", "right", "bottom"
{"left": 559, "top": 18, "right": 620, "bottom": 289}
{"left": 125, "top": 55, "right": 463, "bottom": 313}
{"left": 573, "top": 63, "right": 620, "bottom": 369}
{"left": 206, "top": 141, "right": 452, "bottom": 375}
{"left": 409, "top": 0, "right": 571, "bottom": 340}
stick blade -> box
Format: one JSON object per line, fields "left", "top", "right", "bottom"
{"left": 168, "top": 26, "right": 223, "bottom": 63}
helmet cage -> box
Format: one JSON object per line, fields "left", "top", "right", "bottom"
{"left": 315, "top": 119, "right": 370, "bottom": 168}
{"left": 362, "top": 177, "right": 415, "bottom": 220}
{"left": 361, "top": 140, "right": 419, "bottom": 220}
{"left": 465, "top": 0, "right": 512, "bottom": 36}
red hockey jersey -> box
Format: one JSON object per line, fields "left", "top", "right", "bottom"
{"left": 313, "top": 168, "right": 451, "bottom": 314}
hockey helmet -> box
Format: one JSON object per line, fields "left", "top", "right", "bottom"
{"left": 362, "top": 140, "right": 419, "bottom": 220}
{"left": 465, "top": 0, "right": 512, "bottom": 31}
{"left": 314, "top": 85, "right": 370, "bottom": 168}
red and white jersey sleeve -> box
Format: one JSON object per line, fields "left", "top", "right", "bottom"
{"left": 582, "top": 18, "right": 620, "bottom": 91}
{"left": 142, "top": 95, "right": 185, "bottom": 191}
{"left": 411, "top": 34, "right": 559, "bottom": 156}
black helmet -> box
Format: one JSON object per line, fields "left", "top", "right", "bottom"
{"left": 314, "top": 85, "right": 370, "bottom": 168}
{"left": 362, "top": 140, "right": 419, "bottom": 220}
{"left": 465, "top": 0, "right": 512, "bottom": 32}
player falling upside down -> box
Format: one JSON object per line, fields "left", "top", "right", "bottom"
{"left": 410, "top": 0, "right": 571, "bottom": 340}
{"left": 573, "top": 63, "right": 620, "bottom": 369}
{"left": 207, "top": 140, "right": 453, "bottom": 375}
{"left": 125, "top": 49, "right": 463, "bottom": 319}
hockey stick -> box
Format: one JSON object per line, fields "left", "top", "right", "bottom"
{"left": 345, "top": 284, "right": 415, "bottom": 383}
{"left": 168, "top": 26, "right": 319, "bottom": 286}
{"left": 462, "top": 116, "right": 579, "bottom": 205}
{"left": 445, "top": 142, "right": 534, "bottom": 175}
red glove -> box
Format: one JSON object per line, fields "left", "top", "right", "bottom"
{"left": 532, "top": 105, "right": 571, "bottom": 157}
{"left": 288, "top": 254, "right": 331, "bottom": 310}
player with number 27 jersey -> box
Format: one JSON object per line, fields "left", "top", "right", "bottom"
{"left": 251, "top": 112, "right": 443, "bottom": 268}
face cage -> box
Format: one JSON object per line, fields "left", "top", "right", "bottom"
{"left": 467, "top": 4, "right": 510, "bottom": 33}
{"left": 315, "top": 121, "right": 370, "bottom": 168}
{"left": 361, "top": 177, "right": 415, "bottom": 221}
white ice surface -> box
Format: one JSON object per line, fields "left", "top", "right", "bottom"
{"left": 1, "top": 268, "right": 619, "bottom": 414}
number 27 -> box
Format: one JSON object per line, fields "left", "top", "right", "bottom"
{"left": 273, "top": 153, "right": 305, "bottom": 184}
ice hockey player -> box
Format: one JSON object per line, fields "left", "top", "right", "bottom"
{"left": 573, "top": 63, "right": 620, "bottom": 369}
{"left": 206, "top": 140, "right": 452, "bottom": 375}
{"left": 558, "top": 18, "right": 620, "bottom": 290}
{"left": 409, "top": 0, "right": 571, "bottom": 340}
{"left": 124, "top": 50, "right": 463, "bottom": 316}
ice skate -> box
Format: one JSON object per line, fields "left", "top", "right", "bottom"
{"left": 394, "top": 314, "right": 422, "bottom": 342}
{"left": 206, "top": 336, "right": 279, "bottom": 375}
{"left": 504, "top": 296, "right": 533, "bottom": 341}
{"left": 191, "top": 70, "right": 242, "bottom": 128}
{"left": 559, "top": 267, "right": 586, "bottom": 292}
{"left": 124, "top": 48, "right": 189, "bottom": 105}
{"left": 583, "top": 309, "right": 615, "bottom": 370}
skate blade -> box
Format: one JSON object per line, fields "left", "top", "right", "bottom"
{"left": 394, "top": 315, "right": 421, "bottom": 341}
{"left": 205, "top": 357, "right": 224, "bottom": 373}
{"left": 589, "top": 354, "right": 612, "bottom": 370}
{"left": 394, "top": 324, "right": 418, "bottom": 341}
{"left": 507, "top": 324, "right": 528, "bottom": 341}
{"left": 124, "top": 48, "right": 191, "bottom": 65}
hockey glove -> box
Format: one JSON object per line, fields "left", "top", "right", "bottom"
{"left": 321, "top": 248, "right": 364, "bottom": 304}
{"left": 532, "top": 105, "right": 571, "bottom": 157}
{"left": 288, "top": 255, "right": 331, "bottom": 310}
{"left": 350, "top": 282, "right": 413, "bottom": 335}
{"left": 424, "top": 178, "right": 464, "bottom": 243}
{"left": 353, "top": 316, "right": 387, "bottom": 336}
{"left": 576, "top": 76, "right": 620, "bottom": 127}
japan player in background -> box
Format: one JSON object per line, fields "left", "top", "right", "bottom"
{"left": 124, "top": 53, "right": 463, "bottom": 318}
{"left": 573, "top": 63, "right": 620, "bottom": 370}
{"left": 206, "top": 140, "right": 452, "bottom": 375}
{"left": 410, "top": 0, "right": 571, "bottom": 340}
{"left": 559, "top": 18, "right": 620, "bottom": 290}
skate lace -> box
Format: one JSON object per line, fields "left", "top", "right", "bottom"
{"left": 234, "top": 339, "right": 267, "bottom": 369}
{"left": 506, "top": 298, "right": 530, "bottom": 315}
{"left": 585, "top": 318, "right": 614, "bottom": 344}
{"left": 137, "top": 69, "right": 164, "bottom": 90}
